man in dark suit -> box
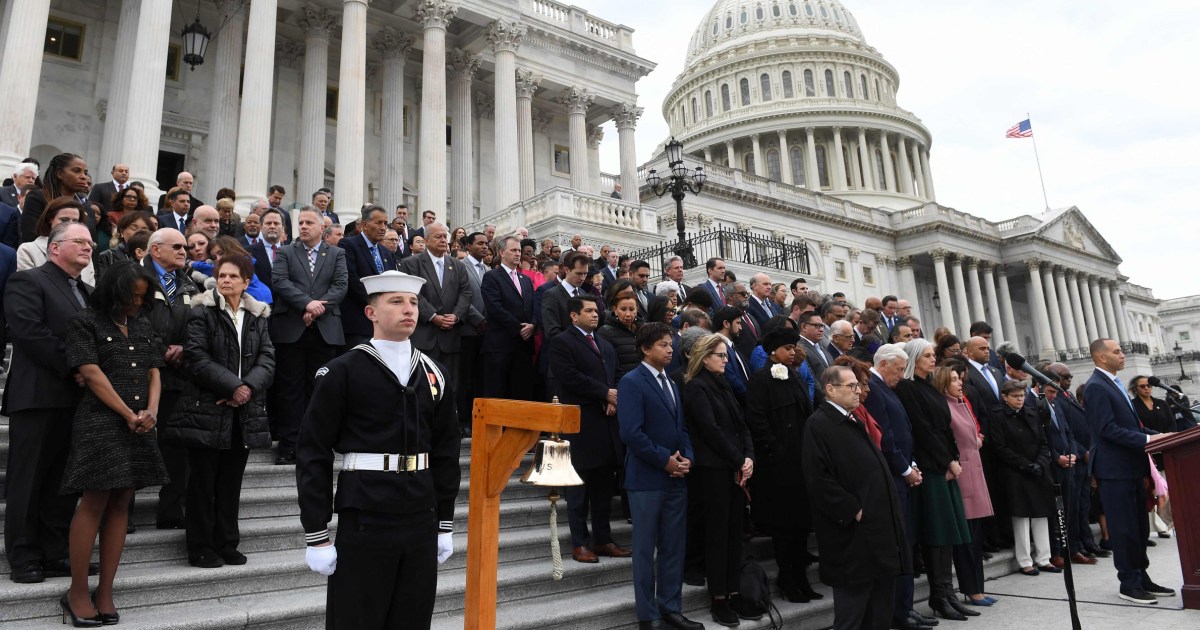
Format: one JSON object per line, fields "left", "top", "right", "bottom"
{"left": 480, "top": 235, "right": 536, "bottom": 401}
{"left": 2, "top": 223, "right": 95, "bottom": 583}
{"left": 0, "top": 161, "right": 38, "bottom": 208}
{"left": 155, "top": 172, "right": 203, "bottom": 214}
{"left": 961, "top": 335, "right": 1013, "bottom": 550}
{"left": 312, "top": 189, "right": 339, "bottom": 225}
{"left": 1083, "top": 338, "right": 1175, "bottom": 604}
{"left": 539, "top": 252, "right": 592, "bottom": 394}
{"left": 239, "top": 212, "right": 264, "bottom": 249}
{"left": 0, "top": 242, "right": 16, "bottom": 353}
{"left": 618, "top": 323, "right": 702, "bottom": 630}
{"left": 747, "top": 272, "right": 777, "bottom": 330}
{"left": 411, "top": 209, "right": 436, "bottom": 242}
{"left": 269, "top": 208, "right": 348, "bottom": 465}
{"left": 630, "top": 260, "right": 654, "bottom": 317}
{"left": 157, "top": 187, "right": 193, "bottom": 233}
{"left": 861, "top": 343, "right": 933, "bottom": 630}
{"left": 1047, "top": 363, "right": 1109, "bottom": 560}
{"left": 1036, "top": 373, "right": 1078, "bottom": 566}
{"left": 398, "top": 222, "right": 472, "bottom": 390}
{"left": 87, "top": 163, "right": 129, "bottom": 214}
{"left": 0, "top": 197, "right": 20, "bottom": 249}
{"left": 340, "top": 206, "right": 396, "bottom": 348}
{"left": 712, "top": 306, "right": 750, "bottom": 406}
{"left": 660, "top": 255, "right": 691, "bottom": 299}
{"left": 724, "top": 282, "right": 759, "bottom": 359}
{"left": 804, "top": 366, "right": 910, "bottom": 630}
{"left": 798, "top": 311, "right": 832, "bottom": 383}
{"left": 700, "top": 257, "right": 727, "bottom": 309}
{"left": 550, "top": 295, "right": 630, "bottom": 563}
{"left": 458, "top": 232, "right": 489, "bottom": 431}
{"left": 600, "top": 249, "right": 620, "bottom": 295}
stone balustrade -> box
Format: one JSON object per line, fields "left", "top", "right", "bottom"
{"left": 520, "top": 0, "right": 633, "bottom": 50}
{"left": 468, "top": 187, "right": 656, "bottom": 237}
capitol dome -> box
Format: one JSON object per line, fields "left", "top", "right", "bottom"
{"left": 665, "top": 0, "right": 936, "bottom": 209}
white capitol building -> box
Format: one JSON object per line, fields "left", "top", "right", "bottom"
{"left": 1, "top": 0, "right": 1195, "bottom": 386}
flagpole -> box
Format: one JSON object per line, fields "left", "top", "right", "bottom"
{"left": 1028, "top": 113, "right": 1050, "bottom": 210}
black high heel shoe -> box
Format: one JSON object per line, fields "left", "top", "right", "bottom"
{"left": 59, "top": 592, "right": 102, "bottom": 627}
{"left": 946, "top": 597, "right": 981, "bottom": 617}
{"left": 930, "top": 597, "right": 967, "bottom": 621}
{"left": 90, "top": 591, "right": 120, "bottom": 625}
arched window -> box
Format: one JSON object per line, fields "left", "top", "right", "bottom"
{"left": 803, "top": 69, "right": 815, "bottom": 96}
{"left": 824, "top": 69, "right": 835, "bottom": 96}
{"left": 860, "top": 74, "right": 869, "bottom": 100}
{"left": 819, "top": 4, "right": 828, "bottom": 18}
{"left": 805, "top": 2, "right": 814, "bottom": 17}
{"left": 691, "top": 97, "right": 699, "bottom": 122}
{"left": 772, "top": 4, "right": 781, "bottom": 17}
{"left": 843, "top": 145, "right": 854, "bottom": 187}
{"left": 756, "top": 6, "right": 764, "bottom": 20}
{"left": 744, "top": 153, "right": 756, "bottom": 174}
{"left": 815, "top": 144, "right": 830, "bottom": 187}
{"left": 705, "top": 90, "right": 714, "bottom": 117}
{"left": 789, "top": 2, "right": 798, "bottom": 16}
{"left": 766, "top": 149, "right": 781, "bottom": 181}
{"left": 721, "top": 84, "right": 732, "bottom": 111}
{"left": 843, "top": 71, "right": 854, "bottom": 98}
{"left": 790, "top": 145, "right": 806, "bottom": 186}
{"left": 782, "top": 70, "right": 794, "bottom": 98}
{"left": 739, "top": 78, "right": 751, "bottom": 106}
{"left": 874, "top": 148, "right": 886, "bottom": 187}
{"left": 760, "top": 73, "right": 772, "bottom": 101}
{"left": 740, "top": 10, "right": 748, "bottom": 24}
{"left": 679, "top": 105, "right": 686, "bottom": 126}
{"left": 726, "top": 14, "right": 733, "bottom": 29}
{"left": 713, "top": 20, "right": 720, "bottom": 35}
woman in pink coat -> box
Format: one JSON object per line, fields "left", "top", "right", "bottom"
{"left": 937, "top": 360, "right": 996, "bottom": 607}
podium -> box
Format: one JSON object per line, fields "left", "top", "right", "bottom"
{"left": 1146, "top": 425, "right": 1200, "bottom": 609}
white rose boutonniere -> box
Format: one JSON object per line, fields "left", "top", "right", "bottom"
{"left": 770, "top": 363, "right": 789, "bottom": 380}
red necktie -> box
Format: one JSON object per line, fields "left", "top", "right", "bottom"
{"left": 717, "top": 283, "right": 726, "bottom": 302}
{"left": 743, "top": 314, "right": 758, "bottom": 338}
{"left": 271, "top": 243, "right": 278, "bottom": 260}
{"left": 586, "top": 333, "right": 600, "bottom": 354}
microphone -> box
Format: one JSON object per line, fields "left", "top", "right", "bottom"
{"left": 1147, "top": 376, "right": 1183, "bottom": 395}
{"left": 1004, "top": 352, "right": 1056, "bottom": 388}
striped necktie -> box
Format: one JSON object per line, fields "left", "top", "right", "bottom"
{"left": 162, "top": 272, "right": 176, "bottom": 304}
{"left": 308, "top": 247, "right": 318, "bottom": 275}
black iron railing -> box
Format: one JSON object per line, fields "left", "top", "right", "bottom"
{"left": 1150, "top": 349, "right": 1200, "bottom": 365}
{"left": 628, "top": 228, "right": 810, "bottom": 279}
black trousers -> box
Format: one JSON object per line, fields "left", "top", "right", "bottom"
{"left": 457, "top": 335, "right": 483, "bottom": 429}
{"left": 1096, "top": 478, "right": 1150, "bottom": 591}
{"left": 952, "top": 518, "right": 985, "bottom": 595}
{"left": 564, "top": 466, "right": 616, "bottom": 549}
{"left": 185, "top": 419, "right": 250, "bottom": 558}
{"left": 833, "top": 575, "right": 895, "bottom": 630}
{"left": 272, "top": 328, "right": 337, "bottom": 452}
{"left": 3, "top": 408, "right": 77, "bottom": 567}
{"left": 683, "top": 471, "right": 706, "bottom": 578}
{"left": 1072, "top": 465, "right": 1096, "bottom": 551}
{"left": 481, "top": 347, "right": 534, "bottom": 401}
{"left": 696, "top": 468, "right": 744, "bottom": 596}
{"left": 922, "top": 544, "right": 954, "bottom": 601}
{"left": 980, "top": 443, "right": 1013, "bottom": 546}
{"left": 328, "top": 509, "right": 437, "bottom": 630}
{"left": 155, "top": 390, "right": 188, "bottom": 524}
{"left": 892, "top": 483, "right": 915, "bottom": 621}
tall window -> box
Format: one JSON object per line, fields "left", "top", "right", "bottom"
{"left": 679, "top": 105, "right": 686, "bottom": 126}
{"left": 782, "top": 70, "right": 794, "bottom": 98}
{"left": 843, "top": 71, "right": 854, "bottom": 98}
{"left": 874, "top": 148, "right": 886, "bottom": 187}
{"left": 721, "top": 84, "right": 732, "bottom": 111}
{"left": 824, "top": 69, "right": 835, "bottom": 96}
{"left": 860, "top": 74, "right": 869, "bottom": 100}
{"left": 843, "top": 146, "right": 854, "bottom": 186}
{"left": 739, "top": 78, "right": 750, "bottom": 106}
{"left": 692, "top": 97, "right": 699, "bottom": 121}
{"left": 45, "top": 18, "right": 85, "bottom": 61}
{"left": 744, "top": 153, "right": 756, "bottom": 174}
{"left": 766, "top": 149, "right": 781, "bottom": 181}
{"left": 790, "top": 146, "right": 806, "bottom": 186}
{"left": 803, "top": 69, "right": 815, "bottom": 96}
{"left": 772, "top": 4, "right": 781, "bottom": 17}
{"left": 760, "top": 74, "right": 772, "bottom": 101}
{"left": 705, "top": 90, "right": 714, "bottom": 117}
{"left": 756, "top": 6, "right": 764, "bottom": 20}
{"left": 815, "top": 145, "right": 830, "bottom": 187}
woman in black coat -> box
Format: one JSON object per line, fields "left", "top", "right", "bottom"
{"left": 167, "top": 256, "right": 275, "bottom": 569}
{"left": 894, "top": 339, "right": 972, "bottom": 620}
{"left": 991, "top": 379, "right": 1057, "bottom": 576}
{"left": 744, "top": 328, "right": 821, "bottom": 604}
{"left": 597, "top": 293, "right": 641, "bottom": 382}
{"left": 682, "top": 334, "right": 756, "bottom": 626}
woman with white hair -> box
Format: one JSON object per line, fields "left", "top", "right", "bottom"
{"left": 654, "top": 279, "right": 681, "bottom": 308}
{"left": 894, "top": 338, "right": 973, "bottom": 621}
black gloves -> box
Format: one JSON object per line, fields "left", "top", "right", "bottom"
{"left": 1024, "top": 463, "right": 1043, "bottom": 477}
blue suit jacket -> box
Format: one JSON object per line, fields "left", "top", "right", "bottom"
{"left": 862, "top": 373, "right": 916, "bottom": 485}
{"left": 480, "top": 266, "right": 535, "bottom": 355}
{"left": 722, "top": 340, "right": 750, "bottom": 401}
{"left": 1083, "top": 369, "right": 1151, "bottom": 480}
{"left": 0, "top": 243, "right": 17, "bottom": 309}
{"left": 618, "top": 364, "right": 693, "bottom": 491}
{"left": 700, "top": 280, "right": 724, "bottom": 310}
{"left": 0, "top": 203, "right": 20, "bottom": 249}
{"left": 340, "top": 234, "right": 397, "bottom": 339}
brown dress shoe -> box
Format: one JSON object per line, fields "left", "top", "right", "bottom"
{"left": 593, "top": 542, "right": 632, "bottom": 558}
{"left": 572, "top": 546, "right": 599, "bottom": 563}
{"left": 1070, "top": 552, "right": 1097, "bottom": 565}
{"left": 1050, "top": 556, "right": 1065, "bottom": 569}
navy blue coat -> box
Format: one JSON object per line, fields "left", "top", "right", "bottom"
{"left": 340, "top": 233, "right": 397, "bottom": 340}
{"left": 862, "top": 373, "right": 916, "bottom": 489}
{"left": 618, "top": 364, "right": 693, "bottom": 491}
{"left": 1083, "top": 369, "right": 1152, "bottom": 480}
{"left": 0, "top": 202, "right": 20, "bottom": 249}
{"left": 480, "top": 266, "right": 535, "bottom": 355}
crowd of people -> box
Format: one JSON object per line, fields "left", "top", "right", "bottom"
{"left": 0, "top": 153, "right": 1194, "bottom": 629}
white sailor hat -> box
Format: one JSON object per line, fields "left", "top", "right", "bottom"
{"left": 360, "top": 270, "right": 426, "bottom": 295}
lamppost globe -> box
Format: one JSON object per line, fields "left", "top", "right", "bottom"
{"left": 665, "top": 138, "right": 684, "bottom": 166}
{"left": 646, "top": 138, "right": 703, "bottom": 268}
{"left": 181, "top": 17, "right": 211, "bottom": 70}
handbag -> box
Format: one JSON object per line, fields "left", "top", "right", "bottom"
{"left": 738, "top": 555, "right": 782, "bottom": 630}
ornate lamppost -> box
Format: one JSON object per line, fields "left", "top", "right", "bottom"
{"left": 1175, "top": 342, "right": 1191, "bottom": 382}
{"left": 646, "top": 138, "right": 705, "bottom": 268}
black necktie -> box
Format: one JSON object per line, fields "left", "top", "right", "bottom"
{"left": 68, "top": 278, "right": 87, "bottom": 308}
{"left": 658, "top": 373, "right": 675, "bottom": 410}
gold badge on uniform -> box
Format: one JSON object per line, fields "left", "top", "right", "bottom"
{"left": 428, "top": 372, "right": 438, "bottom": 398}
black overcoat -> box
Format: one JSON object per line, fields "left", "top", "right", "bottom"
{"left": 990, "top": 404, "right": 1055, "bottom": 518}
{"left": 745, "top": 364, "right": 812, "bottom": 531}
{"left": 682, "top": 369, "right": 753, "bottom": 471}
{"left": 549, "top": 326, "right": 621, "bottom": 470}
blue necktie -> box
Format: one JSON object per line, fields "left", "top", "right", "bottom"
{"left": 162, "top": 272, "right": 176, "bottom": 304}
{"left": 371, "top": 245, "right": 383, "bottom": 273}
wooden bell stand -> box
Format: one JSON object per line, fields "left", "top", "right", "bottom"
{"left": 464, "top": 398, "right": 580, "bottom": 630}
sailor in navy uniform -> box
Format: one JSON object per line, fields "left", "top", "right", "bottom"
{"left": 296, "top": 270, "right": 461, "bottom": 630}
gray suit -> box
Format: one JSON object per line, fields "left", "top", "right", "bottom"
{"left": 801, "top": 336, "right": 831, "bottom": 382}
{"left": 458, "top": 255, "right": 488, "bottom": 426}
{"left": 399, "top": 252, "right": 472, "bottom": 358}
{"left": 461, "top": 255, "right": 487, "bottom": 336}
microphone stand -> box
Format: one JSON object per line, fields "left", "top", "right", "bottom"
{"left": 1159, "top": 391, "right": 1197, "bottom": 430}
{"left": 1036, "top": 394, "right": 1083, "bottom": 630}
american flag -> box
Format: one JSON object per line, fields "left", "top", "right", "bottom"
{"left": 1005, "top": 119, "right": 1033, "bottom": 138}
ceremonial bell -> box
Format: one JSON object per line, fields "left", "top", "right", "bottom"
{"left": 520, "top": 435, "right": 584, "bottom": 487}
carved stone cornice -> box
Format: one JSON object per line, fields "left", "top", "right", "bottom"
{"left": 275, "top": 40, "right": 305, "bottom": 70}
{"left": 414, "top": 0, "right": 457, "bottom": 30}
{"left": 557, "top": 87, "right": 593, "bottom": 116}
{"left": 896, "top": 255, "right": 912, "bottom": 270}
{"left": 372, "top": 26, "right": 413, "bottom": 62}
{"left": 299, "top": 7, "right": 339, "bottom": 41}
{"left": 447, "top": 49, "right": 480, "bottom": 82}
{"left": 515, "top": 69, "right": 542, "bottom": 99}
{"left": 611, "top": 102, "right": 643, "bottom": 130}
{"left": 487, "top": 19, "right": 526, "bottom": 54}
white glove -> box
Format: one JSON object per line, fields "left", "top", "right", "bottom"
{"left": 306, "top": 544, "right": 337, "bottom": 576}
{"left": 437, "top": 533, "right": 453, "bottom": 565}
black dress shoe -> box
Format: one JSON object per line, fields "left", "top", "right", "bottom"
{"left": 1146, "top": 538, "right": 1157, "bottom": 547}
{"left": 1157, "top": 531, "right": 1171, "bottom": 539}
{"left": 710, "top": 598, "right": 740, "bottom": 627}
{"left": 892, "top": 617, "right": 933, "bottom": 630}
{"left": 1118, "top": 587, "right": 1157, "bottom": 605}
{"left": 1088, "top": 547, "right": 1112, "bottom": 558}
{"left": 91, "top": 591, "right": 120, "bottom": 625}
{"left": 910, "top": 610, "right": 939, "bottom": 626}
{"left": 189, "top": 550, "right": 225, "bottom": 568}
{"left": 1144, "top": 580, "right": 1176, "bottom": 597}
{"left": 1098, "top": 539, "right": 1113, "bottom": 551}
{"left": 638, "top": 621, "right": 663, "bottom": 630}
{"left": 156, "top": 518, "right": 185, "bottom": 530}
{"left": 43, "top": 559, "right": 99, "bottom": 577}
{"left": 10, "top": 562, "right": 44, "bottom": 583}
{"left": 945, "top": 597, "right": 980, "bottom": 617}
{"left": 219, "top": 549, "right": 248, "bottom": 565}
{"left": 662, "top": 612, "right": 705, "bottom": 630}
{"left": 274, "top": 450, "right": 296, "bottom": 465}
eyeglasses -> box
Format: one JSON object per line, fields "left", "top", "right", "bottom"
{"left": 54, "top": 238, "right": 95, "bottom": 249}
{"left": 164, "top": 243, "right": 186, "bottom": 250}
{"left": 832, "top": 382, "right": 862, "bottom": 391}
{"left": 712, "top": 352, "right": 728, "bottom": 359}
{"left": 1137, "top": 384, "right": 1151, "bottom": 389}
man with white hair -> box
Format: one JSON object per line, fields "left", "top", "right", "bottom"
{"left": 827, "top": 319, "right": 854, "bottom": 359}
{"left": 156, "top": 171, "right": 204, "bottom": 214}
{"left": 0, "top": 161, "right": 38, "bottom": 207}
{"left": 660, "top": 255, "right": 691, "bottom": 298}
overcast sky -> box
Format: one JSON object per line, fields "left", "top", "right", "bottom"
{"left": 576, "top": 0, "right": 1199, "bottom": 300}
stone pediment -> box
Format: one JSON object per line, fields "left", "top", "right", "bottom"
{"left": 1031, "top": 207, "right": 1121, "bottom": 262}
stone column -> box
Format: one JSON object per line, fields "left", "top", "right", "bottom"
{"left": 488, "top": 19, "right": 525, "bottom": 210}
{"left": 1100, "top": 280, "right": 1120, "bottom": 343}
{"left": 1065, "top": 270, "right": 1089, "bottom": 348}
{"left": 980, "top": 261, "right": 1004, "bottom": 346}
{"left": 898, "top": 256, "right": 920, "bottom": 316}
{"left": 99, "top": 0, "right": 144, "bottom": 177}
{"left": 447, "top": 49, "right": 478, "bottom": 228}
{"left": 703, "top": 147, "right": 714, "bottom": 163}
{"left": 895, "top": 136, "right": 914, "bottom": 195}
{"left": 997, "top": 265, "right": 1019, "bottom": 350}
{"left": 920, "top": 147, "right": 936, "bottom": 201}
{"left": 777, "top": 130, "right": 793, "bottom": 185}
{"left": 416, "top": 0, "right": 457, "bottom": 218}
{"left": 297, "top": 7, "right": 338, "bottom": 202}
{"left": 931, "top": 249, "right": 956, "bottom": 336}
{"left": 804, "top": 127, "right": 819, "bottom": 189}
{"left": 725, "top": 141, "right": 736, "bottom": 169}
{"left": 966, "top": 258, "right": 987, "bottom": 330}
{"left": 558, "top": 87, "right": 594, "bottom": 193}
{"left": 910, "top": 141, "right": 926, "bottom": 199}
{"left": 847, "top": 139, "right": 862, "bottom": 189}
{"left": 270, "top": 41, "right": 305, "bottom": 196}
{"left": 119, "top": 0, "right": 174, "bottom": 194}
{"left": 856, "top": 128, "right": 873, "bottom": 190}
{"left": 949, "top": 255, "right": 972, "bottom": 335}
{"left": 1054, "top": 268, "right": 1080, "bottom": 350}
{"left": 1088, "top": 276, "right": 1110, "bottom": 339}
{"left": 613, "top": 103, "right": 643, "bottom": 205}
{"left": 587, "top": 125, "right": 603, "bottom": 190}
{"left": 516, "top": 70, "right": 541, "bottom": 201}
{"left": 750, "top": 134, "right": 764, "bottom": 177}
{"left": 878, "top": 131, "right": 896, "bottom": 192}
{"left": 1078, "top": 274, "right": 1099, "bottom": 341}
{"left": 820, "top": 241, "right": 835, "bottom": 289}
{"left": 1109, "top": 283, "right": 1132, "bottom": 343}
{"left": 333, "top": 0, "right": 369, "bottom": 215}
{"left": 374, "top": 27, "right": 412, "bottom": 212}
{"left": 1041, "top": 264, "right": 1067, "bottom": 353}
{"left": 232, "top": 0, "right": 279, "bottom": 209}
{"left": 0, "top": 0, "right": 51, "bottom": 176}
{"left": 831, "top": 127, "right": 847, "bottom": 190}
{"left": 1026, "top": 259, "right": 1055, "bottom": 357}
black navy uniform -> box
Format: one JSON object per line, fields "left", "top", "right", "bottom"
{"left": 296, "top": 343, "right": 461, "bottom": 629}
